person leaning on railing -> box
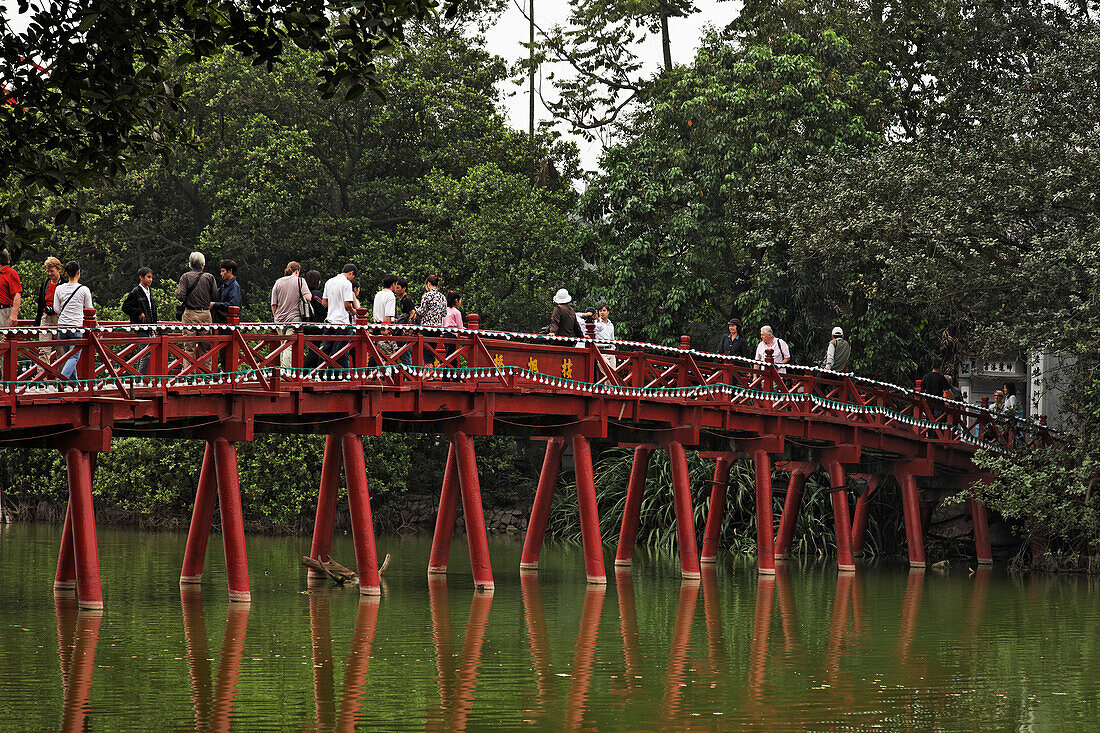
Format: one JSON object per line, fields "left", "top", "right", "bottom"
{"left": 270, "top": 261, "right": 314, "bottom": 371}
{"left": 34, "top": 256, "right": 64, "bottom": 368}
{"left": 0, "top": 248, "right": 22, "bottom": 381}
{"left": 121, "top": 266, "right": 158, "bottom": 375}
{"left": 320, "top": 264, "right": 357, "bottom": 374}
{"left": 54, "top": 260, "right": 95, "bottom": 381}
{"left": 176, "top": 252, "right": 218, "bottom": 361}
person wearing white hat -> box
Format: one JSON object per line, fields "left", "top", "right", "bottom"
{"left": 822, "top": 326, "right": 851, "bottom": 371}
{"left": 549, "top": 288, "right": 582, "bottom": 338}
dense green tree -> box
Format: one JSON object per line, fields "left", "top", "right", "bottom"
{"left": 0, "top": 0, "right": 462, "bottom": 240}
{"left": 580, "top": 29, "right": 886, "bottom": 351}
{"left": 14, "top": 22, "right": 581, "bottom": 320}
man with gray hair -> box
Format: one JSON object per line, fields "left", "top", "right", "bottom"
{"left": 755, "top": 325, "right": 791, "bottom": 372}
{"left": 176, "top": 251, "right": 219, "bottom": 360}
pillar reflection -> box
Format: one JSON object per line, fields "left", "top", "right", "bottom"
{"left": 661, "top": 580, "right": 699, "bottom": 722}
{"left": 427, "top": 579, "right": 493, "bottom": 733}
{"left": 56, "top": 593, "right": 103, "bottom": 733}
{"left": 897, "top": 568, "right": 924, "bottom": 665}
{"left": 774, "top": 563, "right": 801, "bottom": 656}
{"left": 700, "top": 565, "right": 725, "bottom": 676}
{"left": 336, "top": 596, "right": 381, "bottom": 732}
{"left": 521, "top": 571, "right": 553, "bottom": 713}
{"left": 748, "top": 575, "right": 775, "bottom": 701}
{"left": 614, "top": 569, "right": 641, "bottom": 688}
{"left": 179, "top": 586, "right": 250, "bottom": 732}
{"left": 565, "top": 585, "right": 605, "bottom": 731}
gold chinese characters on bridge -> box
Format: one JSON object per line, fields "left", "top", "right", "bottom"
{"left": 561, "top": 358, "right": 573, "bottom": 379}
{"left": 528, "top": 357, "right": 539, "bottom": 373}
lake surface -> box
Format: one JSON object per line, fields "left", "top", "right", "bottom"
{"left": 1, "top": 522, "right": 1098, "bottom": 731}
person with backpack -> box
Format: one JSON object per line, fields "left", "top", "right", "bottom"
{"left": 53, "top": 260, "right": 95, "bottom": 381}
{"left": 176, "top": 252, "right": 218, "bottom": 360}
{"left": 270, "top": 261, "right": 314, "bottom": 370}
{"left": 755, "top": 325, "right": 791, "bottom": 373}
{"left": 821, "top": 326, "right": 851, "bottom": 372}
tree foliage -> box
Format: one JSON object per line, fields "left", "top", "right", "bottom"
{"left": 0, "top": 0, "right": 462, "bottom": 241}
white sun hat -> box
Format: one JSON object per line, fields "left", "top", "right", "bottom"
{"left": 553, "top": 288, "right": 572, "bottom": 304}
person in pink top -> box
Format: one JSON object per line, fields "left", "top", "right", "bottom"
{"left": 443, "top": 291, "right": 464, "bottom": 329}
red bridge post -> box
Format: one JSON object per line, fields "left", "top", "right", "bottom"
{"left": 213, "top": 437, "right": 251, "bottom": 602}
{"left": 824, "top": 459, "right": 857, "bottom": 572}
{"left": 700, "top": 454, "right": 734, "bottom": 564}
{"left": 666, "top": 440, "right": 700, "bottom": 579}
{"left": 180, "top": 442, "right": 219, "bottom": 584}
{"left": 341, "top": 432, "right": 381, "bottom": 595}
{"left": 453, "top": 430, "right": 495, "bottom": 590}
{"left": 520, "top": 437, "right": 566, "bottom": 571}
{"left": 53, "top": 500, "right": 76, "bottom": 590}
{"left": 774, "top": 463, "right": 815, "bottom": 560}
{"left": 573, "top": 434, "right": 607, "bottom": 584}
{"left": 54, "top": 451, "right": 96, "bottom": 591}
{"left": 65, "top": 446, "right": 102, "bottom": 609}
{"left": 959, "top": 474, "right": 994, "bottom": 565}
{"left": 428, "top": 443, "right": 460, "bottom": 574}
{"left": 226, "top": 306, "right": 240, "bottom": 373}
{"left": 850, "top": 474, "right": 881, "bottom": 557}
{"left": 614, "top": 445, "right": 654, "bottom": 567}
{"left": 308, "top": 434, "right": 343, "bottom": 577}
{"left": 894, "top": 465, "right": 927, "bottom": 568}
{"left": 753, "top": 448, "right": 776, "bottom": 575}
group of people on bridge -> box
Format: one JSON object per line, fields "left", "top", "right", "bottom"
{"left": 1, "top": 250, "right": 468, "bottom": 379}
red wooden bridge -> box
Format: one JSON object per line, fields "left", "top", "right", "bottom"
{"left": 1, "top": 307, "right": 1026, "bottom": 609}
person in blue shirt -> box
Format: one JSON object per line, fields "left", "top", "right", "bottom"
{"left": 211, "top": 259, "right": 243, "bottom": 323}
{"left": 211, "top": 259, "right": 243, "bottom": 371}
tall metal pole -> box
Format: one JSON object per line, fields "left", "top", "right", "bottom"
{"left": 529, "top": 0, "right": 536, "bottom": 179}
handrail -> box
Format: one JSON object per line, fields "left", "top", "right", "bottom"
{"left": 0, "top": 313, "right": 1047, "bottom": 453}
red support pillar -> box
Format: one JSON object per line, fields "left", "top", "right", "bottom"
{"left": 452, "top": 431, "right": 494, "bottom": 590}
{"left": 970, "top": 498, "right": 993, "bottom": 565}
{"left": 667, "top": 440, "right": 700, "bottom": 579}
{"left": 824, "top": 460, "right": 856, "bottom": 572}
{"left": 774, "top": 468, "right": 810, "bottom": 560}
{"left": 65, "top": 447, "right": 103, "bottom": 610}
{"left": 341, "top": 432, "right": 381, "bottom": 596}
{"left": 428, "top": 443, "right": 461, "bottom": 574}
{"left": 308, "top": 434, "right": 343, "bottom": 578}
{"left": 54, "top": 500, "right": 76, "bottom": 590}
{"left": 700, "top": 454, "right": 733, "bottom": 564}
{"left": 753, "top": 449, "right": 776, "bottom": 575}
{"left": 573, "top": 434, "right": 607, "bottom": 584}
{"left": 213, "top": 438, "right": 250, "bottom": 602}
{"left": 520, "top": 437, "right": 566, "bottom": 570}
{"left": 850, "top": 475, "right": 880, "bottom": 557}
{"left": 614, "top": 446, "right": 653, "bottom": 567}
{"left": 181, "top": 442, "right": 219, "bottom": 584}
{"left": 896, "top": 470, "right": 926, "bottom": 568}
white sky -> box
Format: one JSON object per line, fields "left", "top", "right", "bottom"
{"left": 484, "top": 0, "right": 742, "bottom": 171}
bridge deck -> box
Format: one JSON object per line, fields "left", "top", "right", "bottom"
{"left": 2, "top": 309, "right": 1033, "bottom": 608}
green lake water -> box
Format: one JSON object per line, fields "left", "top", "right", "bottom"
{"left": 1, "top": 522, "right": 1098, "bottom": 731}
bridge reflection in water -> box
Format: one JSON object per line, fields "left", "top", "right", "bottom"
{"left": 48, "top": 565, "right": 999, "bottom": 730}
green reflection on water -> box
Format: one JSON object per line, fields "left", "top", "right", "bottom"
{"left": 1, "top": 522, "right": 1098, "bottom": 731}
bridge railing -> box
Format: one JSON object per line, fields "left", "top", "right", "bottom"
{"left": 0, "top": 309, "right": 1041, "bottom": 452}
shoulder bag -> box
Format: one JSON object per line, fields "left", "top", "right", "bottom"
{"left": 297, "top": 277, "right": 313, "bottom": 320}
{"left": 176, "top": 272, "right": 200, "bottom": 320}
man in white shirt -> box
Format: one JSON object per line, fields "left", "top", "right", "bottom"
{"left": 373, "top": 273, "right": 399, "bottom": 323}
{"left": 321, "top": 264, "right": 357, "bottom": 372}
{"left": 755, "top": 325, "right": 791, "bottom": 373}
